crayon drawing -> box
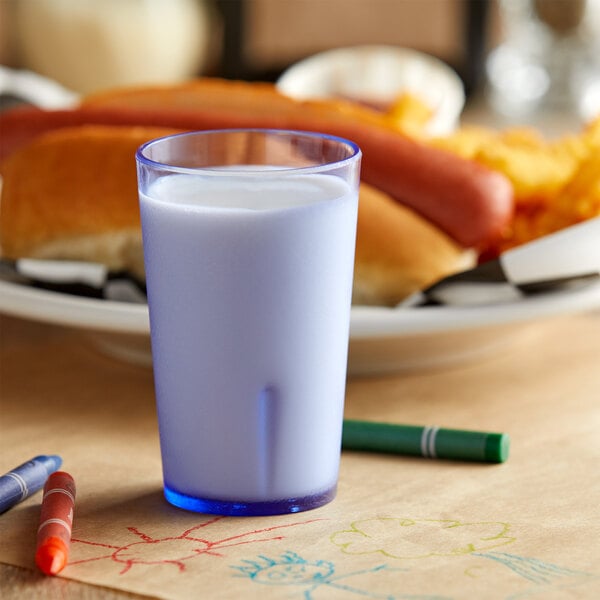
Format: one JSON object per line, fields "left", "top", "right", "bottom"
{"left": 330, "top": 517, "right": 516, "bottom": 559}
{"left": 232, "top": 550, "right": 450, "bottom": 600}
{"left": 69, "top": 516, "right": 323, "bottom": 575}
{"left": 233, "top": 549, "right": 599, "bottom": 599}
{"left": 474, "top": 552, "right": 599, "bottom": 599}
{"left": 327, "top": 517, "right": 598, "bottom": 598}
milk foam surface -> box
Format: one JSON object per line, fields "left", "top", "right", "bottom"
{"left": 149, "top": 171, "right": 344, "bottom": 210}
{"left": 140, "top": 172, "right": 358, "bottom": 502}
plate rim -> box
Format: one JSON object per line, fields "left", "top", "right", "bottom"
{"left": 2, "top": 277, "right": 600, "bottom": 339}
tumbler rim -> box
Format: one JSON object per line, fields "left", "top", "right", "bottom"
{"left": 135, "top": 128, "right": 361, "bottom": 177}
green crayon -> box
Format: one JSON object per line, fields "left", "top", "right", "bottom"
{"left": 342, "top": 420, "right": 509, "bottom": 463}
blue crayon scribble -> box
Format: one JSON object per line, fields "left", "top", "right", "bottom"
{"left": 475, "top": 552, "right": 594, "bottom": 585}
{"left": 231, "top": 550, "right": 452, "bottom": 600}
{"left": 474, "top": 551, "right": 600, "bottom": 598}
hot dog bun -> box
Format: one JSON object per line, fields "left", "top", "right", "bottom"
{"left": 0, "top": 124, "right": 472, "bottom": 304}
{"left": 354, "top": 184, "right": 474, "bottom": 305}
{"left": 0, "top": 125, "right": 179, "bottom": 278}
{"left": 0, "top": 77, "right": 513, "bottom": 250}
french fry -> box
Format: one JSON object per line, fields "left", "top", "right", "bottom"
{"left": 383, "top": 92, "right": 433, "bottom": 137}
{"left": 430, "top": 114, "right": 600, "bottom": 254}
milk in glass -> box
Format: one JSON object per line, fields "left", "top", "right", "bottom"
{"left": 140, "top": 170, "right": 358, "bottom": 510}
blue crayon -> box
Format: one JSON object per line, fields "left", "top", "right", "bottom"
{"left": 0, "top": 455, "right": 62, "bottom": 513}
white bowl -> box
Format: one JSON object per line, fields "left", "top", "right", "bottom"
{"left": 276, "top": 45, "right": 465, "bottom": 135}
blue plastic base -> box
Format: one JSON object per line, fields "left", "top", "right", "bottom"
{"left": 164, "top": 483, "right": 337, "bottom": 516}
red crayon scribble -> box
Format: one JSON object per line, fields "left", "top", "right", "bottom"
{"left": 70, "top": 517, "right": 324, "bottom": 575}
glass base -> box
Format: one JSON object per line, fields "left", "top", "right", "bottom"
{"left": 164, "top": 483, "right": 337, "bottom": 516}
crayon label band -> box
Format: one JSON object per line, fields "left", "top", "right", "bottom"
{"left": 420, "top": 426, "right": 439, "bottom": 458}
{"left": 5, "top": 472, "right": 28, "bottom": 499}
{"left": 43, "top": 488, "right": 75, "bottom": 503}
{"left": 38, "top": 518, "right": 72, "bottom": 535}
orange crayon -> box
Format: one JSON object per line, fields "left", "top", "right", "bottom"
{"left": 35, "top": 471, "right": 76, "bottom": 576}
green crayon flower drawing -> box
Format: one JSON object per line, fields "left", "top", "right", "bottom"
{"left": 330, "top": 517, "right": 515, "bottom": 559}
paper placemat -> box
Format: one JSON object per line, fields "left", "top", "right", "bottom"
{"left": 1, "top": 315, "right": 599, "bottom": 598}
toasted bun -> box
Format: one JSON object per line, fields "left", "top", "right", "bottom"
{"left": 0, "top": 124, "right": 472, "bottom": 304}
{"left": 0, "top": 125, "right": 178, "bottom": 278}
{"left": 353, "top": 184, "right": 474, "bottom": 305}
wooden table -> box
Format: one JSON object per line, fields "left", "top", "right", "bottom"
{"left": 1, "top": 310, "right": 599, "bottom": 599}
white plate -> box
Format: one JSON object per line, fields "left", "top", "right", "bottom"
{"left": 276, "top": 45, "right": 465, "bottom": 135}
{"left": 2, "top": 278, "right": 600, "bottom": 375}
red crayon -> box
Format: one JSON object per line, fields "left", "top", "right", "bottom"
{"left": 35, "top": 471, "right": 76, "bottom": 576}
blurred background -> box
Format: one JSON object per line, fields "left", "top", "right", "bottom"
{"left": 0, "top": 0, "right": 598, "bottom": 126}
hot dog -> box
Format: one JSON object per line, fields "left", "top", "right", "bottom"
{"left": 0, "top": 124, "right": 474, "bottom": 305}
{"left": 0, "top": 78, "right": 513, "bottom": 249}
